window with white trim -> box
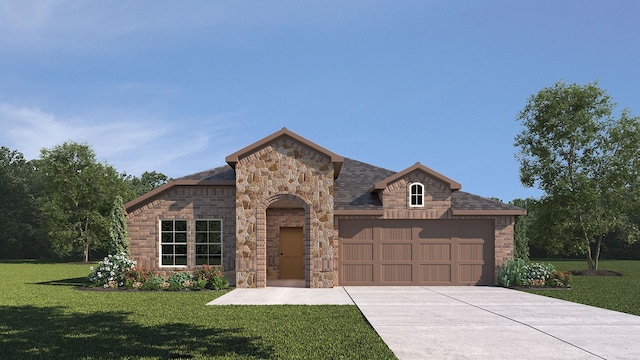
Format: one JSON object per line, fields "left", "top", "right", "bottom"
{"left": 410, "top": 182, "right": 424, "bottom": 207}
{"left": 160, "top": 220, "right": 188, "bottom": 266}
{"left": 195, "top": 220, "right": 223, "bottom": 265}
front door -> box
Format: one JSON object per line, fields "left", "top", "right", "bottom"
{"left": 279, "top": 227, "right": 304, "bottom": 279}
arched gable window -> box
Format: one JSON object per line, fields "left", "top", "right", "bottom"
{"left": 409, "top": 182, "right": 424, "bottom": 207}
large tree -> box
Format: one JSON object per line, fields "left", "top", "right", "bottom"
{"left": 0, "top": 147, "right": 47, "bottom": 258}
{"left": 127, "top": 170, "right": 169, "bottom": 198}
{"left": 515, "top": 81, "right": 640, "bottom": 270}
{"left": 37, "top": 142, "right": 133, "bottom": 262}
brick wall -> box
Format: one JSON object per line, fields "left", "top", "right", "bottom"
{"left": 265, "top": 208, "right": 305, "bottom": 279}
{"left": 126, "top": 185, "right": 236, "bottom": 280}
{"left": 382, "top": 170, "right": 452, "bottom": 219}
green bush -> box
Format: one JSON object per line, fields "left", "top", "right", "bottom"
{"left": 498, "top": 258, "right": 529, "bottom": 287}
{"left": 192, "top": 265, "right": 229, "bottom": 290}
{"left": 140, "top": 275, "right": 165, "bottom": 291}
{"left": 499, "top": 259, "right": 569, "bottom": 288}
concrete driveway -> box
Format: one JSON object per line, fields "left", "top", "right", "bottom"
{"left": 344, "top": 286, "right": 640, "bottom": 360}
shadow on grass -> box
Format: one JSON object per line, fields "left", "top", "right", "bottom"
{"left": 0, "top": 306, "right": 273, "bottom": 359}
{"left": 35, "top": 277, "right": 89, "bottom": 287}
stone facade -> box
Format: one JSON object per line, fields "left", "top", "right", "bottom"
{"left": 126, "top": 185, "right": 236, "bottom": 279}
{"left": 234, "top": 136, "right": 335, "bottom": 288}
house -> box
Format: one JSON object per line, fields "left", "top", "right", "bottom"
{"left": 125, "top": 128, "right": 525, "bottom": 288}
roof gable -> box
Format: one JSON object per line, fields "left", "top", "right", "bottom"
{"left": 225, "top": 128, "right": 344, "bottom": 176}
{"left": 372, "top": 162, "right": 462, "bottom": 192}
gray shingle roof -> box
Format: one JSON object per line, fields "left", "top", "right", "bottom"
{"left": 175, "top": 158, "right": 523, "bottom": 213}
{"left": 177, "top": 165, "right": 235, "bottom": 181}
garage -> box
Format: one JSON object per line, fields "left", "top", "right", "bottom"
{"left": 338, "top": 219, "right": 495, "bottom": 286}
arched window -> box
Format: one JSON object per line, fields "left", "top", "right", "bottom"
{"left": 410, "top": 182, "right": 424, "bottom": 207}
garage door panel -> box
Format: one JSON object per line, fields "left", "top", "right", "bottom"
{"left": 420, "top": 243, "right": 451, "bottom": 261}
{"left": 339, "top": 220, "right": 373, "bottom": 240}
{"left": 416, "top": 221, "right": 451, "bottom": 239}
{"left": 342, "top": 243, "right": 374, "bottom": 261}
{"left": 381, "top": 243, "right": 412, "bottom": 261}
{"left": 458, "top": 243, "right": 484, "bottom": 261}
{"left": 342, "top": 264, "right": 374, "bottom": 284}
{"left": 419, "top": 264, "right": 451, "bottom": 282}
{"left": 339, "top": 219, "right": 494, "bottom": 286}
{"left": 381, "top": 264, "right": 412, "bottom": 283}
{"left": 458, "top": 264, "right": 484, "bottom": 283}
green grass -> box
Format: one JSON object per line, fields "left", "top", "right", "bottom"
{"left": 0, "top": 262, "right": 395, "bottom": 359}
{"left": 525, "top": 260, "right": 640, "bottom": 316}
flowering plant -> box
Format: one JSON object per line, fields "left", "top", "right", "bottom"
{"left": 88, "top": 253, "right": 136, "bottom": 288}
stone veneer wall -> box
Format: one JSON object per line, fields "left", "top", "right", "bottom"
{"left": 265, "top": 208, "right": 305, "bottom": 280}
{"left": 126, "top": 186, "right": 236, "bottom": 280}
{"left": 235, "top": 136, "right": 335, "bottom": 288}
{"left": 382, "top": 171, "right": 452, "bottom": 219}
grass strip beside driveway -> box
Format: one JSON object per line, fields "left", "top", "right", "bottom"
{"left": 0, "top": 262, "right": 395, "bottom": 359}
{"left": 525, "top": 260, "right": 640, "bottom": 316}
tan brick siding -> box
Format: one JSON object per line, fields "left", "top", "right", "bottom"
{"left": 126, "top": 186, "right": 236, "bottom": 280}
{"left": 382, "top": 170, "right": 452, "bottom": 219}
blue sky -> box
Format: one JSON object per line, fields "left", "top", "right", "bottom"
{"left": 1, "top": 1, "right": 638, "bottom": 202}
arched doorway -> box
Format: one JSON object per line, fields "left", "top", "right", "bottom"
{"left": 257, "top": 194, "right": 311, "bottom": 288}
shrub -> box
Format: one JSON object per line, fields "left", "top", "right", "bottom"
{"left": 524, "top": 262, "right": 555, "bottom": 286}
{"left": 167, "top": 272, "right": 192, "bottom": 291}
{"left": 547, "top": 270, "right": 572, "bottom": 288}
{"left": 498, "top": 258, "right": 529, "bottom": 287}
{"left": 122, "top": 268, "right": 154, "bottom": 289}
{"left": 88, "top": 253, "right": 136, "bottom": 288}
{"left": 193, "top": 265, "right": 229, "bottom": 290}
{"left": 140, "top": 275, "right": 165, "bottom": 291}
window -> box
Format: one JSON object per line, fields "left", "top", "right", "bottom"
{"left": 195, "top": 220, "right": 223, "bottom": 265}
{"left": 160, "top": 220, "right": 187, "bottom": 266}
{"left": 410, "top": 182, "right": 424, "bottom": 207}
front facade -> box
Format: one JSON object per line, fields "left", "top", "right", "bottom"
{"left": 125, "top": 128, "right": 525, "bottom": 288}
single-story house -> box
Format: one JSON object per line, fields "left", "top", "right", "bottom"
{"left": 125, "top": 128, "right": 525, "bottom": 288}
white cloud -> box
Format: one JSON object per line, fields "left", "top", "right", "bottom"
{"left": 0, "top": 103, "right": 242, "bottom": 176}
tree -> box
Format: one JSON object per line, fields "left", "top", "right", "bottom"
{"left": 108, "top": 195, "right": 129, "bottom": 256}
{"left": 37, "top": 142, "right": 133, "bottom": 262}
{"left": 509, "top": 198, "right": 532, "bottom": 261}
{"left": 515, "top": 81, "right": 640, "bottom": 270}
{"left": 128, "top": 171, "right": 169, "bottom": 198}
{"left": 0, "top": 147, "right": 48, "bottom": 258}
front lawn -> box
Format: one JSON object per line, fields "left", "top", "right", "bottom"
{"left": 525, "top": 260, "right": 640, "bottom": 316}
{"left": 0, "top": 262, "right": 395, "bottom": 359}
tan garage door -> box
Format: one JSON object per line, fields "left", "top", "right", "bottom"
{"left": 339, "top": 219, "right": 494, "bottom": 286}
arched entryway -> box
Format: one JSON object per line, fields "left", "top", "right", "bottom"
{"left": 257, "top": 194, "right": 311, "bottom": 288}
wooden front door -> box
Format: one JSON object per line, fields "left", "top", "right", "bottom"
{"left": 279, "top": 227, "right": 304, "bottom": 279}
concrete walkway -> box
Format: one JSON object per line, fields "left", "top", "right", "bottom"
{"left": 208, "top": 286, "right": 640, "bottom": 359}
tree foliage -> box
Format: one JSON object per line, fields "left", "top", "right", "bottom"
{"left": 37, "top": 142, "right": 133, "bottom": 262}
{"left": 0, "top": 147, "right": 48, "bottom": 258}
{"left": 128, "top": 171, "right": 170, "bottom": 198}
{"left": 108, "top": 195, "right": 129, "bottom": 256}
{"left": 515, "top": 81, "right": 640, "bottom": 269}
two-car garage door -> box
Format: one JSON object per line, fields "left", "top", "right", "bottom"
{"left": 338, "top": 219, "right": 495, "bottom": 286}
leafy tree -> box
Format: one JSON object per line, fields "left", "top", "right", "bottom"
{"left": 0, "top": 147, "right": 48, "bottom": 258}
{"left": 515, "top": 81, "right": 640, "bottom": 269}
{"left": 128, "top": 171, "right": 170, "bottom": 198}
{"left": 509, "top": 198, "right": 532, "bottom": 261}
{"left": 108, "top": 195, "right": 129, "bottom": 256}
{"left": 37, "top": 142, "right": 133, "bottom": 262}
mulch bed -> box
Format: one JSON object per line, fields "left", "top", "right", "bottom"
{"left": 569, "top": 270, "right": 623, "bottom": 276}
